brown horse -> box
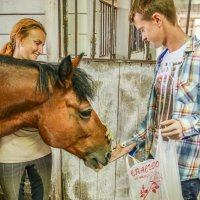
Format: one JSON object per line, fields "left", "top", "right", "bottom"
{"left": 0, "top": 54, "right": 112, "bottom": 170}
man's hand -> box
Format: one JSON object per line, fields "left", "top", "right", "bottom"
{"left": 109, "top": 143, "right": 137, "bottom": 163}
{"left": 156, "top": 119, "right": 183, "bottom": 140}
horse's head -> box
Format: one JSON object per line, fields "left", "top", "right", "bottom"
{"left": 37, "top": 54, "right": 112, "bottom": 170}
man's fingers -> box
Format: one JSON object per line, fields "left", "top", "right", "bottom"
{"left": 162, "top": 130, "right": 180, "bottom": 138}
{"left": 156, "top": 124, "right": 175, "bottom": 133}
{"left": 160, "top": 119, "right": 175, "bottom": 126}
{"left": 155, "top": 123, "right": 183, "bottom": 140}
{"left": 160, "top": 124, "right": 176, "bottom": 133}
{"left": 109, "top": 143, "right": 136, "bottom": 163}
{"left": 124, "top": 143, "right": 137, "bottom": 152}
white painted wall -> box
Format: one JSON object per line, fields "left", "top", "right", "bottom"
{"left": 116, "top": 0, "right": 131, "bottom": 59}
{"left": 0, "top": 0, "right": 60, "bottom": 62}
{"left": 68, "top": 0, "right": 90, "bottom": 56}
{"left": 45, "top": 0, "right": 60, "bottom": 62}
{"left": 0, "top": 0, "right": 46, "bottom": 60}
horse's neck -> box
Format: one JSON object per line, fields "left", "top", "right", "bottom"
{"left": 0, "top": 65, "right": 49, "bottom": 119}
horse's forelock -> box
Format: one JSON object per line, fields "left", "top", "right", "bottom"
{"left": 72, "top": 68, "right": 94, "bottom": 101}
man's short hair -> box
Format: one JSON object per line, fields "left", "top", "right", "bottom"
{"left": 129, "top": 0, "right": 177, "bottom": 25}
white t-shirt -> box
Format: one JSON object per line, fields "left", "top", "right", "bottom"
{"left": 151, "top": 41, "right": 189, "bottom": 157}
{"left": 0, "top": 128, "right": 51, "bottom": 163}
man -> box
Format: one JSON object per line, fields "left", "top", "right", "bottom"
{"left": 110, "top": 0, "right": 200, "bottom": 199}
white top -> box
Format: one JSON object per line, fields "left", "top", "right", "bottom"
{"left": 162, "top": 43, "right": 188, "bottom": 63}
{"left": 151, "top": 41, "right": 189, "bottom": 157}
{"left": 0, "top": 128, "right": 51, "bottom": 163}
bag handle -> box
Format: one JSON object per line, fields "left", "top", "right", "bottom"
{"left": 126, "top": 154, "right": 140, "bottom": 171}
{"left": 155, "top": 130, "right": 164, "bottom": 157}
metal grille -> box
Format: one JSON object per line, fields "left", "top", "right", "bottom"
{"left": 99, "top": 0, "right": 117, "bottom": 58}
{"left": 130, "top": 26, "right": 144, "bottom": 52}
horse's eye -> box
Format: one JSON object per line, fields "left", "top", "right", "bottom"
{"left": 79, "top": 109, "right": 92, "bottom": 119}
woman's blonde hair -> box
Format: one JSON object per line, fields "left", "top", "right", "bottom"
{"left": 0, "top": 18, "right": 46, "bottom": 56}
{"left": 129, "top": 0, "right": 177, "bottom": 25}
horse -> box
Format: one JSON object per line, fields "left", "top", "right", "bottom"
{"left": 0, "top": 53, "right": 112, "bottom": 170}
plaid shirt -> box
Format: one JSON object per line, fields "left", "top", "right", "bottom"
{"left": 136, "top": 35, "right": 200, "bottom": 181}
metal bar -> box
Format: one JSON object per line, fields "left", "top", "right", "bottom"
{"left": 58, "top": 0, "right": 61, "bottom": 58}
{"left": 132, "top": 28, "right": 134, "bottom": 51}
{"left": 128, "top": 24, "right": 132, "bottom": 59}
{"left": 186, "top": 0, "right": 192, "bottom": 34}
{"left": 75, "top": 0, "right": 78, "bottom": 56}
{"left": 84, "top": 57, "right": 156, "bottom": 64}
{"left": 92, "top": 0, "right": 96, "bottom": 58}
{"left": 100, "top": 2, "right": 102, "bottom": 56}
{"left": 110, "top": 0, "right": 114, "bottom": 59}
{"left": 62, "top": 0, "right": 68, "bottom": 56}
{"left": 108, "top": 5, "right": 110, "bottom": 56}
{"left": 63, "top": 0, "right": 68, "bottom": 56}
{"left": 0, "top": 13, "right": 45, "bottom": 15}
{"left": 99, "top": 0, "right": 117, "bottom": 8}
{"left": 113, "top": 8, "right": 117, "bottom": 58}
{"left": 106, "top": 5, "right": 108, "bottom": 56}
{"left": 105, "top": 5, "right": 107, "bottom": 56}
{"left": 128, "top": 0, "right": 133, "bottom": 59}
{"left": 145, "top": 42, "right": 150, "bottom": 60}
{"left": 103, "top": 4, "right": 105, "bottom": 56}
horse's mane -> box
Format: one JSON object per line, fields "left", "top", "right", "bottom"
{"left": 0, "top": 55, "right": 94, "bottom": 101}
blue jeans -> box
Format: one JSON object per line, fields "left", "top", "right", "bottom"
{"left": 0, "top": 154, "right": 52, "bottom": 200}
{"left": 181, "top": 178, "right": 200, "bottom": 200}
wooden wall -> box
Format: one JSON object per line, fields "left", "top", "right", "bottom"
{"left": 61, "top": 60, "right": 155, "bottom": 200}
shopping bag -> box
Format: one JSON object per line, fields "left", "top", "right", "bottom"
{"left": 126, "top": 133, "right": 183, "bottom": 200}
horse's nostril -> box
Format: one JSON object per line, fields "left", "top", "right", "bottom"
{"left": 105, "top": 151, "right": 111, "bottom": 161}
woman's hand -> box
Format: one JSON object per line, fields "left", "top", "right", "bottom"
{"left": 156, "top": 119, "right": 183, "bottom": 140}
{"left": 109, "top": 143, "right": 137, "bottom": 163}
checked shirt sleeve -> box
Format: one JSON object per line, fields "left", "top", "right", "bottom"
{"left": 174, "top": 38, "right": 200, "bottom": 137}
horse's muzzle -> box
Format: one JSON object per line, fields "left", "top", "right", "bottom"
{"left": 84, "top": 150, "right": 112, "bottom": 170}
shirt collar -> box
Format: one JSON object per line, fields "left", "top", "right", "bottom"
{"left": 158, "top": 35, "right": 200, "bottom": 64}
{"left": 184, "top": 35, "right": 200, "bottom": 54}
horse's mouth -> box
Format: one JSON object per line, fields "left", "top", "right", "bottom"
{"left": 83, "top": 147, "right": 111, "bottom": 171}
{"left": 84, "top": 157, "right": 108, "bottom": 171}
{"left": 94, "top": 158, "right": 107, "bottom": 171}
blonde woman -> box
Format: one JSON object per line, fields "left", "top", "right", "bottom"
{"left": 0, "top": 18, "right": 52, "bottom": 200}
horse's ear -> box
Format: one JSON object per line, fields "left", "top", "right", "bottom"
{"left": 71, "top": 52, "right": 84, "bottom": 67}
{"left": 58, "top": 55, "right": 73, "bottom": 88}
